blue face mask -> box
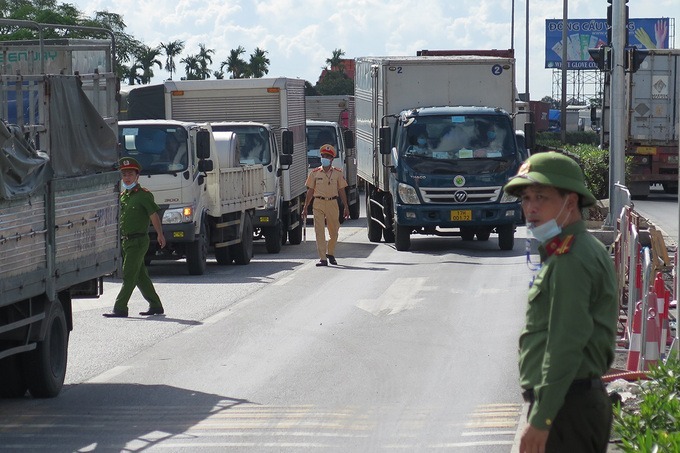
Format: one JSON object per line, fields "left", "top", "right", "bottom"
{"left": 121, "top": 181, "right": 137, "bottom": 191}
{"left": 487, "top": 130, "right": 497, "bottom": 141}
{"left": 526, "top": 198, "right": 568, "bottom": 243}
{"left": 417, "top": 138, "right": 427, "bottom": 146}
{"left": 320, "top": 157, "right": 331, "bottom": 167}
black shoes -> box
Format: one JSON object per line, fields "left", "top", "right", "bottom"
{"left": 102, "top": 310, "right": 128, "bottom": 318}
{"left": 326, "top": 255, "right": 337, "bottom": 265}
{"left": 316, "top": 259, "right": 328, "bottom": 267}
{"left": 139, "top": 307, "right": 165, "bottom": 316}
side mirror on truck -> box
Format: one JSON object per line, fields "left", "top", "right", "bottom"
{"left": 279, "top": 154, "right": 293, "bottom": 166}
{"left": 379, "top": 126, "right": 391, "bottom": 155}
{"left": 196, "top": 130, "right": 211, "bottom": 159}
{"left": 343, "top": 129, "right": 355, "bottom": 149}
{"left": 523, "top": 122, "right": 536, "bottom": 156}
{"left": 281, "top": 130, "right": 294, "bottom": 155}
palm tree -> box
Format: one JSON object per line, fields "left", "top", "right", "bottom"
{"left": 180, "top": 54, "right": 201, "bottom": 80}
{"left": 326, "top": 48, "right": 345, "bottom": 73}
{"left": 122, "top": 63, "right": 142, "bottom": 85}
{"left": 196, "top": 43, "right": 215, "bottom": 80}
{"left": 135, "top": 45, "right": 162, "bottom": 84}
{"left": 248, "top": 47, "right": 270, "bottom": 78}
{"left": 161, "top": 39, "right": 185, "bottom": 80}
{"left": 221, "top": 46, "right": 248, "bottom": 79}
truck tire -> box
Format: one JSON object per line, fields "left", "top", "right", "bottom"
{"left": 629, "top": 182, "right": 650, "bottom": 200}
{"left": 232, "top": 212, "right": 254, "bottom": 265}
{"left": 214, "top": 245, "right": 231, "bottom": 264}
{"left": 288, "top": 217, "right": 303, "bottom": 245}
{"left": 0, "top": 355, "right": 28, "bottom": 398}
{"left": 497, "top": 224, "right": 515, "bottom": 251}
{"left": 22, "top": 299, "right": 68, "bottom": 398}
{"left": 349, "top": 199, "right": 360, "bottom": 220}
{"left": 366, "top": 192, "right": 382, "bottom": 243}
{"left": 186, "top": 221, "right": 208, "bottom": 275}
{"left": 264, "top": 222, "right": 283, "bottom": 254}
{"left": 476, "top": 228, "right": 491, "bottom": 241}
{"left": 394, "top": 222, "right": 411, "bottom": 251}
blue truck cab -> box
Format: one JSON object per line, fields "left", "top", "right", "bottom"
{"left": 380, "top": 106, "right": 523, "bottom": 251}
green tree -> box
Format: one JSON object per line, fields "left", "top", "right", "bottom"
{"left": 221, "top": 46, "right": 248, "bottom": 79}
{"left": 180, "top": 54, "right": 200, "bottom": 80}
{"left": 134, "top": 44, "right": 162, "bottom": 84}
{"left": 248, "top": 47, "right": 270, "bottom": 78}
{"left": 326, "top": 48, "right": 345, "bottom": 72}
{"left": 196, "top": 43, "right": 214, "bottom": 80}
{"left": 315, "top": 71, "right": 353, "bottom": 95}
{"left": 161, "top": 39, "right": 185, "bottom": 80}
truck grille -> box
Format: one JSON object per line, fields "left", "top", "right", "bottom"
{"left": 419, "top": 186, "right": 502, "bottom": 204}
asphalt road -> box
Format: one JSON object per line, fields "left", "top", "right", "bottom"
{"left": 0, "top": 202, "right": 533, "bottom": 452}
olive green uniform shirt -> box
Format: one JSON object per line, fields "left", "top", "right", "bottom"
{"left": 518, "top": 220, "right": 618, "bottom": 430}
{"left": 120, "top": 184, "right": 160, "bottom": 236}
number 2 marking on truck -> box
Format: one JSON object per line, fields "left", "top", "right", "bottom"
{"left": 492, "top": 64, "right": 503, "bottom": 76}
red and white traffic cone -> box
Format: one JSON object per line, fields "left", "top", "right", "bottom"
{"left": 643, "top": 309, "right": 660, "bottom": 370}
{"left": 626, "top": 301, "right": 643, "bottom": 371}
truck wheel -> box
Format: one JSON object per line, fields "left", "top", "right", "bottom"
{"left": 232, "top": 212, "right": 254, "bottom": 265}
{"left": 186, "top": 221, "right": 208, "bottom": 275}
{"left": 383, "top": 225, "right": 395, "bottom": 243}
{"left": 366, "top": 192, "right": 382, "bottom": 243}
{"left": 629, "top": 182, "right": 650, "bottom": 200}
{"left": 22, "top": 300, "right": 68, "bottom": 398}
{"left": 497, "top": 224, "right": 515, "bottom": 251}
{"left": 394, "top": 222, "right": 411, "bottom": 251}
{"left": 0, "top": 355, "right": 28, "bottom": 398}
{"left": 264, "top": 222, "right": 283, "bottom": 254}
{"left": 662, "top": 182, "right": 678, "bottom": 194}
{"left": 349, "top": 199, "right": 360, "bottom": 220}
{"left": 460, "top": 228, "right": 475, "bottom": 241}
{"left": 288, "top": 217, "right": 303, "bottom": 245}
{"left": 214, "top": 245, "right": 231, "bottom": 264}
{"left": 476, "top": 228, "right": 491, "bottom": 241}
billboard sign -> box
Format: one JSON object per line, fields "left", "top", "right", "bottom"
{"left": 545, "top": 18, "right": 670, "bottom": 69}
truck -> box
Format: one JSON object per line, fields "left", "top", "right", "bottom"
{"left": 124, "top": 78, "right": 307, "bottom": 254}
{"left": 118, "top": 120, "right": 264, "bottom": 274}
{"left": 305, "top": 119, "right": 359, "bottom": 219}
{"left": 0, "top": 21, "right": 120, "bottom": 398}
{"left": 355, "top": 55, "right": 526, "bottom": 251}
{"left": 597, "top": 49, "right": 680, "bottom": 198}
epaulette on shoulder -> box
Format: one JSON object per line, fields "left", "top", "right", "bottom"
{"left": 312, "top": 167, "right": 323, "bottom": 172}
{"left": 333, "top": 167, "right": 343, "bottom": 172}
{"left": 546, "top": 234, "right": 575, "bottom": 257}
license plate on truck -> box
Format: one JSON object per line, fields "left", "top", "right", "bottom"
{"left": 450, "top": 210, "right": 472, "bottom": 221}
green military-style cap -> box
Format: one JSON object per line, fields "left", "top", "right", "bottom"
{"left": 503, "top": 151, "right": 597, "bottom": 207}
{"left": 119, "top": 157, "right": 142, "bottom": 172}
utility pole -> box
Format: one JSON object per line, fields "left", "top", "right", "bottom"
{"left": 606, "top": 0, "right": 627, "bottom": 227}
{"left": 560, "top": 0, "right": 568, "bottom": 144}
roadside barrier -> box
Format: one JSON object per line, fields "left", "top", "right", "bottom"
{"left": 625, "top": 301, "right": 642, "bottom": 371}
{"left": 643, "top": 308, "right": 660, "bottom": 370}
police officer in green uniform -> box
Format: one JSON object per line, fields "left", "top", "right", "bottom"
{"left": 503, "top": 152, "right": 618, "bottom": 452}
{"left": 103, "top": 157, "right": 166, "bottom": 318}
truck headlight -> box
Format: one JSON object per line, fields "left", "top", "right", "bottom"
{"left": 263, "top": 193, "right": 277, "bottom": 210}
{"left": 398, "top": 183, "right": 420, "bottom": 205}
{"left": 500, "top": 191, "right": 519, "bottom": 203}
{"left": 163, "top": 206, "right": 194, "bottom": 224}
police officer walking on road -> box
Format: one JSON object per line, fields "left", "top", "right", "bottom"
{"left": 103, "top": 157, "right": 166, "bottom": 318}
{"left": 503, "top": 152, "right": 618, "bottom": 453}
{"left": 302, "top": 144, "right": 350, "bottom": 267}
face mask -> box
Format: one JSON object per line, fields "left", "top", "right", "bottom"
{"left": 417, "top": 138, "right": 427, "bottom": 146}
{"left": 121, "top": 181, "right": 137, "bottom": 191}
{"left": 526, "top": 198, "right": 569, "bottom": 243}
{"left": 487, "top": 131, "right": 497, "bottom": 141}
{"left": 320, "top": 157, "right": 331, "bottom": 167}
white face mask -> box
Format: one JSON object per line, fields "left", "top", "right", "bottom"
{"left": 121, "top": 181, "right": 137, "bottom": 191}
{"left": 320, "top": 157, "right": 332, "bottom": 167}
{"left": 527, "top": 198, "right": 568, "bottom": 243}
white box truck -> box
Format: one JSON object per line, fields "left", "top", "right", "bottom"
{"left": 118, "top": 120, "right": 264, "bottom": 274}
{"left": 355, "top": 55, "right": 525, "bottom": 251}
{"left": 124, "top": 78, "right": 307, "bottom": 253}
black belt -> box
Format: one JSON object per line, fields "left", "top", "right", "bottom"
{"left": 314, "top": 196, "right": 338, "bottom": 200}
{"left": 122, "top": 233, "right": 147, "bottom": 241}
{"left": 522, "top": 378, "right": 603, "bottom": 403}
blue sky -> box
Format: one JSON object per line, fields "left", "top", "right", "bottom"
{"left": 71, "top": 0, "right": 679, "bottom": 100}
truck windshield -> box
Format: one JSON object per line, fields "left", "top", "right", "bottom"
{"left": 306, "top": 125, "right": 339, "bottom": 168}
{"left": 398, "top": 114, "right": 517, "bottom": 174}
{"left": 211, "top": 125, "right": 271, "bottom": 166}
{"left": 119, "top": 126, "right": 189, "bottom": 175}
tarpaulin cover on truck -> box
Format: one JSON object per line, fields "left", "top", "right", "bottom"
{"left": 0, "top": 76, "right": 118, "bottom": 199}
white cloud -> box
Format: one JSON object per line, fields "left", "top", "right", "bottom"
{"left": 70, "top": 0, "right": 678, "bottom": 99}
